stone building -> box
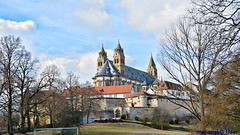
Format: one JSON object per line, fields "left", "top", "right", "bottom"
{"left": 92, "top": 41, "right": 159, "bottom": 92}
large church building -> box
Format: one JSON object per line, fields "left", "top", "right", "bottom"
{"left": 92, "top": 41, "right": 159, "bottom": 92}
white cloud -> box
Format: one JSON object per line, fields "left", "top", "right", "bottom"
{"left": 38, "top": 52, "right": 97, "bottom": 83}
{"left": 0, "top": 18, "right": 38, "bottom": 54}
{"left": 38, "top": 48, "right": 137, "bottom": 83}
{"left": 74, "top": 0, "right": 110, "bottom": 31}
{"left": 119, "top": 0, "right": 190, "bottom": 36}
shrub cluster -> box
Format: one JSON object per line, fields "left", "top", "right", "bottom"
{"left": 95, "top": 118, "right": 123, "bottom": 123}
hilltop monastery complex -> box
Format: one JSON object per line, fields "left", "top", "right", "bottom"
{"left": 72, "top": 41, "right": 194, "bottom": 120}
{"left": 32, "top": 41, "right": 196, "bottom": 125}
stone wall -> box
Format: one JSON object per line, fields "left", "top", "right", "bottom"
{"left": 157, "top": 98, "right": 192, "bottom": 117}
{"left": 129, "top": 99, "right": 192, "bottom": 119}
{"left": 129, "top": 107, "right": 154, "bottom": 119}
{"left": 98, "top": 98, "right": 127, "bottom": 111}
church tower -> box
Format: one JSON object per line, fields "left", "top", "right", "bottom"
{"left": 147, "top": 54, "right": 157, "bottom": 78}
{"left": 97, "top": 44, "right": 108, "bottom": 72}
{"left": 113, "top": 40, "right": 125, "bottom": 74}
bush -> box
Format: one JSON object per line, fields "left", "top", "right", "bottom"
{"left": 126, "top": 112, "right": 130, "bottom": 119}
{"left": 169, "top": 119, "right": 174, "bottom": 124}
{"left": 143, "top": 117, "right": 149, "bottom": 125}
{"left": 151, "top": 108, "right": 171, "bottom": 130}
{"left": 121, "top": 115, "right": 126, "bottom": 119}
{"left": 185, "top": 119, "right": 190, "bottom": 124}
{"left": 135, "top": 116, "right": 140, "bottom": 121}
{"left": 175, "top": 118, "right": 179, "bottom": 124}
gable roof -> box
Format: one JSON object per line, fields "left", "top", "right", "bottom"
{"left": 94, "top": 60, "right": 155, "bottom": 84}
{"left": 152, "top": 79, "right": 161, "bottom": 85}
{"left": 63, "top": 85, "right": 132, "bottom": 96}
{"left": 158, "top": 81, "right": 183, "bottom": 91}
{"left": 125, "top": 91, "right": 151, "bottom": 98}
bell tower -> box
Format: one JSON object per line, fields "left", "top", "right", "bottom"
{"left": 97, "top": 44, "right": 108, "bottom": 72}
{"left": 113, "top": 40, "right": 125, "bottom": 74}
{"left": 147, "top": 54, "right": 157, "bottom": 78}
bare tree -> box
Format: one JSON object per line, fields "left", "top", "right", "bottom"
{"left": 25, "top": 78, "right": 48, "bottom": 130}
{"left": 64, "top": 71, "right": 80, "bottom": 123}
{"left": 0, "top": 36, "right": 24, "bottom": 135}
{"left": 189, "top": 0, "right": 240, "bottom": 53}
{"left": 82, "top": 83, "right": 100, "bottom": 124}
{"left": 41, "top": 65, "right": 62, "bottom": 128}
{"left": 158, "top": 18, "right": 228, "bottom": 129}
{"left": 63, "top": 81, "right": 100, "bottom": 125}
{"left": 14, "top": 48, "right": 39, "bottom": 133}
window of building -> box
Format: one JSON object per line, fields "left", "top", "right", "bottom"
{"left": 117, "top": 59, "right": 119, "bottom": 63}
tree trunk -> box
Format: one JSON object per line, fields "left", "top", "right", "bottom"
{"left": 20, "top": 115, "right": 25, "bottom": 133}
{"left": 20, "top": 94, "right": 25, "bottom": 133}
{"left": 87, "top": 102, "right": 92, "bottom": 124}
{"left": 26, "top": 108, "right": 31, "bottom": 131}
{"left": 8, "top": 89, "right": 13, "bottom": 135}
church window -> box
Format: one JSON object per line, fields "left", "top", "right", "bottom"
{"left": 117, "top": 59, "right": 119, "bottom": 63}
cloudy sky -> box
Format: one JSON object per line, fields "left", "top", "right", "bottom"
{"left": 0, "top": 0, "right": 190, "bottom": 83}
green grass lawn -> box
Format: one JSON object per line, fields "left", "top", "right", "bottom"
{"left": 9, "top": 122, "right": 190, "bottom": 135}
{"left": 80, "top": 122, "right": 190, "bottom": 135}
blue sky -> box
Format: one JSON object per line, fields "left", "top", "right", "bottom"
{"left": 0, "top": 0, "right": 190, "bottom": 83}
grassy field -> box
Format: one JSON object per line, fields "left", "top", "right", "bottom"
{"left": 9, "top": 122, "right": 190, "bottom": 135}
{"left": 80, "top": 122, "right": 190, "bottom": 135}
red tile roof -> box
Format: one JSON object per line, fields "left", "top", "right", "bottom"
{"left": 157, "top": 81, "right": 184, "bottom": 91}
{"left": 125, "top": 91, "right": 147, "bottom": 98}
{"left": 62, "top": 85, "right": 132, "bottom": 96}
{"left": 94, "top": 85, "right": 132, "bottom": 94}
